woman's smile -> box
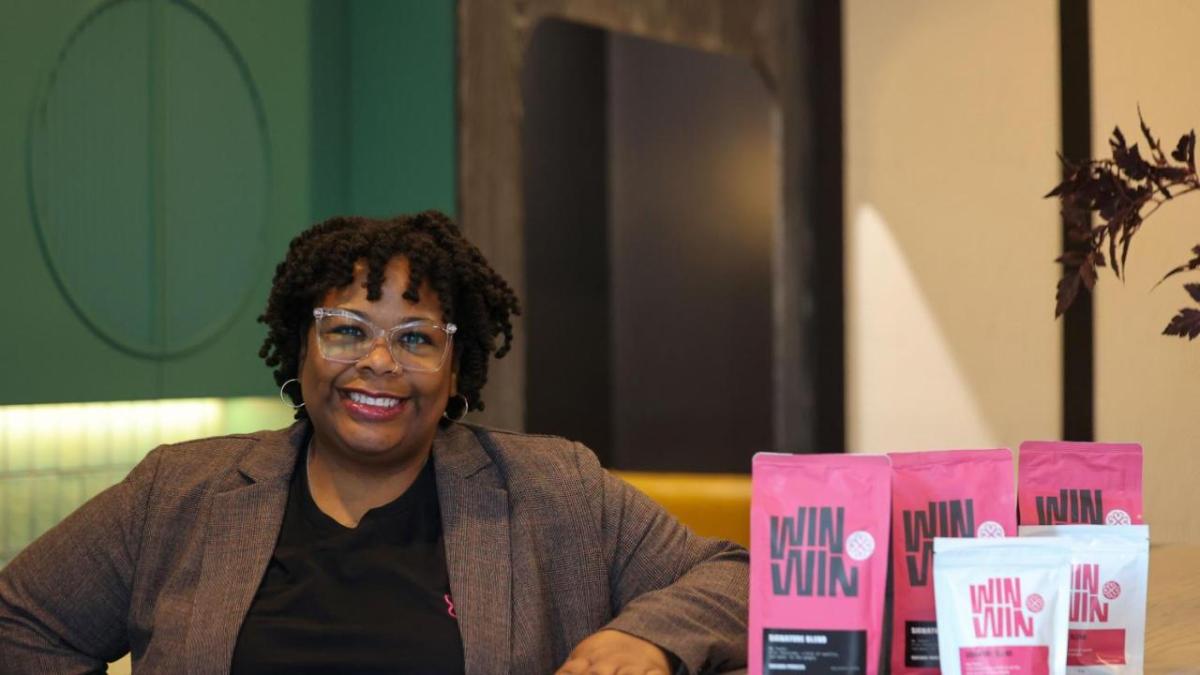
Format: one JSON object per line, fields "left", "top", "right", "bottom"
{"left": 339, "top": 387, "right": 410, "bottom": 421}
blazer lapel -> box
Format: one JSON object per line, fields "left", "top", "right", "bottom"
{"left": 436, "top": 425, "right": 512, "bottom": 675}
{"left": 184, "top": 425, "right": 301, "bottom": 674}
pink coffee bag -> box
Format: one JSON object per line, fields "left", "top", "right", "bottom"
{"left": 749, "top": 453, "right": 891, "bottom": 675}
{"left": 889, "top": 449, "right": 1017, "bottom": 674}
{"left": 1018, "top": 442, "right": 1143, "bottom": 526}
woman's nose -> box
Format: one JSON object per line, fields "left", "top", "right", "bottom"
{"left": 357, "top": 337, "right": 401, "bottom": 374}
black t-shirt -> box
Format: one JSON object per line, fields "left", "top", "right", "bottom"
{"left": 230, "top": 451, "right": 465, "bottom": 674}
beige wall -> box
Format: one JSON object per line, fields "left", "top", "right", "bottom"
{"left": 845, "top": 0, "right": 1200, "bottom": 544}
{"left": 1093, "top": 0, "right": 1200, "bottom": 544}
{"left": 844, "top": 1, "right": 1061, "bottom": 455}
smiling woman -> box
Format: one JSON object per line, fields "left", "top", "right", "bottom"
{"left": 301, "top": 257, "right": 460, "bottom": 527}
{"left": 0, "top": 211, "right": 749, "bottom": 674}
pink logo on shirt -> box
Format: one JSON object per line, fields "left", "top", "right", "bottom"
{"left": 444, "top": 594, "right": 457, "bottom": 619}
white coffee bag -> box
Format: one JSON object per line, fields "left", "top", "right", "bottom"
{"left": 933, "top": 537, "right": 1072, "bottom": 675}
{"left": 1018, "top": 525, "right": 1149, "bottom": 674}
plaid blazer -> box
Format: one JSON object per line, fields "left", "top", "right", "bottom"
{"left": 0, "top": 422, "right": 748, "bottom": 674}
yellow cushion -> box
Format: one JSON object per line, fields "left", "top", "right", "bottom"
{"left": 614, "top": 471, "right": 751, "bottom": 548}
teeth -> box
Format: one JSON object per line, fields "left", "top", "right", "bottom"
{"left": 347, "top": 391, "right": 401, "bottom": 408}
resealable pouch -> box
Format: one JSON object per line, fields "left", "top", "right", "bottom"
{"left": 889, "top": 449, "right": 1017, "bottom": 674}
{"left": 749, "top": 452, "right": 891, "bottom": 675}
{"left": 1019, "top": 524, "right": 1149, "bottom": 674}
{"left": 1018, "top": 441, "right": 1143, "bottom": 526}
{"left": 933, "top": 537, "right": 1072, "bottom": 675}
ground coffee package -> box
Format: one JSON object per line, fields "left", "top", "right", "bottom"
{"left": 1018, "top": 442, "right": 1143, "bottom": 526}
{"left": 749, "top": 453, "right": 891, "bottom": 675}
{"left": 1019, "top": 525, "right": 1150, "bottom": 673}
{"left": 889, "top": 449, "right": 1017, "bottom": 674}
{"left": 934, "top": 537, "right": 1073, "bottom": 675}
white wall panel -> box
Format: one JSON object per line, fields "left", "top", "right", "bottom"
{"left": 845, "top": 1, "right": 1061, "bottom": 454}
{"left": 1093, "top": 0, "right": 1200, "bottom": 544}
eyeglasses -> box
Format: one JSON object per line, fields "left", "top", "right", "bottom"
{"left": 312, "top": 308, "right": 457, "bottom": 373}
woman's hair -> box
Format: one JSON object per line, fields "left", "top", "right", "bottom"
{"left": 258, "top": 210, "right": 520, "bottom": 418}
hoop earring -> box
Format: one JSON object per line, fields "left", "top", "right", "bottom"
{"left": 443, "top": 393, "right": 469, "bottom": 422}
{"left": 280, "top": 378, "right": 305, "bottom": 409}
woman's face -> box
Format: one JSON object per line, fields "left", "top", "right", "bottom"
{"left": 299, "top": 256, "right": 455, "bottom": 468}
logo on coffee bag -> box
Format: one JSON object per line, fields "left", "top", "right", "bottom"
{"left": 1035, "top": 489, "right": 1103, "bottom": 524}
{"left": 903, "top": 499, "right": 975, "bottom": 586}
{"left": 969, "top": 577, "right": 1035, "bottom": 638}
{"left": 769, "top": 507, "right": 861, "bottom": 597}
{"left": 1070, "top": 563, "right": 1112, "bottom": 623}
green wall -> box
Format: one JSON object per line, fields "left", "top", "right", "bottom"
{"left": 0, "top": 0, "right": 456, "bottom": 405}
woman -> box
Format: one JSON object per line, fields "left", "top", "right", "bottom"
{"left": 0, "top": 212, "right": 748, "bottom": 674}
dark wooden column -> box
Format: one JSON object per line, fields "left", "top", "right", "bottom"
{"left": 1059, "top": 0, "right": 1094, "bottom": 441}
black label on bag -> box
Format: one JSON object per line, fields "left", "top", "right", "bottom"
{"left": 763, "top": 628, "right": 867, "bottom": 674}
{"left": 904, "top": 620, "right": 940, "bottom": 667}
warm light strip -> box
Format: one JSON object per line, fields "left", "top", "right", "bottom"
{"left": 0, "top": 397, "right": 293, "bottom": 475}
{"left": 0, "top": 397, "right": 295, "bottom": 566}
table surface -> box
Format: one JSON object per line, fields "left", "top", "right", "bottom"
{"left": 1147, "top": 544, "right": 1200, "bottom": 674}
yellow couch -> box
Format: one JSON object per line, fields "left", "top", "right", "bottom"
{"left": 615, "top": 472, "right": 751, "bottom": 548}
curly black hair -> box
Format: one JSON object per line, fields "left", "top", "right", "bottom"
{"left": 258, "top": 210, "right": 520, "bottom": 419}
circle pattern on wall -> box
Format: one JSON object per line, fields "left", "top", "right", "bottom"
{"left": 28, "top": 0, "right": 270, "bottom": 358}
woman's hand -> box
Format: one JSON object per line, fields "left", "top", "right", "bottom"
{"left": 555, "top": 629, "right": 673, "bottom": 675}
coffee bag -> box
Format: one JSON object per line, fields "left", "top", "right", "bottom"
{"left": 1019, "top": 525, "right": 1149, "bottom": 673}
{"left": 1017, "top": 442, "right": 1142, "bottom": 526}
{"left": 890, "top": 449, "right": 1017, "bottom": 674}
{"left": 749, "top": 453, "right": 891, "bottom": 675}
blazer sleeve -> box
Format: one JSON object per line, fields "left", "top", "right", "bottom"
{"left": 0, "top": 447, "right": 162, "bottom": 674}
{"left": 571, "top": 442, "right": 748, "bottom": 674}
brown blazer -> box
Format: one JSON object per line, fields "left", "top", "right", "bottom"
{"left": 0, "top": 422, "right": 748, "bottom": 674}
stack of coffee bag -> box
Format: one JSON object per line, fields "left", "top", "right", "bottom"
{"left": 748, "top": 441, "right": 1148, "bottom": 675}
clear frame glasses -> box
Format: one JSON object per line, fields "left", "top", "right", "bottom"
{"left": 312, "top": 308, "right": 457, "bottom": 373}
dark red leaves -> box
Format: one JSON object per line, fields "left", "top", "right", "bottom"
{"left": 1158, "top": 244, "right": 1200, "bottom": 286}
{"left": 1055, "top": 272, "right": 1082, "bottom": 318}
{"left": 1187, "top": 282, "right": 1200, "bottom": 303}
{"left": 1054, "top": 251, "right": 1105, "bottom": 317}
{"left": 1138, "top": 109, "right": 1166, "bottom": 163}
{"left": 1162, "top": 284, "right": 1200, "bottom": 339}
{"left": 1110, "top": 130, "right": 1150, "bottom": 180}
{"left": 1171, "top": 131, "right": 1196, "bottom": 169}
{"left": 1047, "top": 111, "right": 1200, "bottom": 340}
{"left": 1163, "top": 309, "right": 1200, "bottom": 339}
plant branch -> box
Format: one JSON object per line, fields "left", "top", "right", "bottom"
{"left": 1046, "top": 113, "right": 1200, "bottom": 335}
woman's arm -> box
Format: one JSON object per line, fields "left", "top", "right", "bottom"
{"left": 0, "top": 448, "right": 161, "bottom": 674}
{"left": 572, "top": 442, "right": 748, "bottom": 674}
